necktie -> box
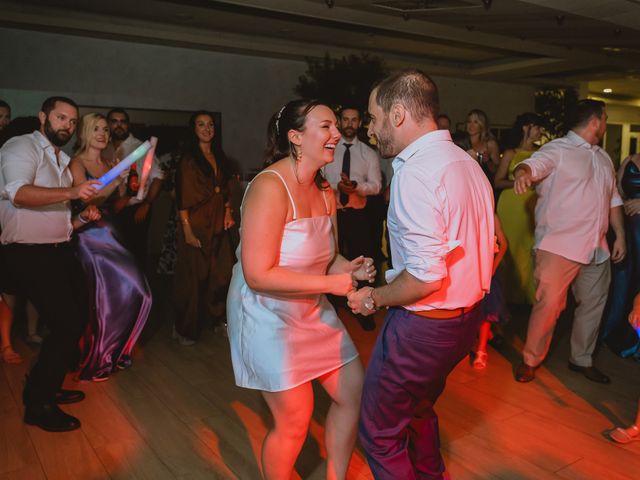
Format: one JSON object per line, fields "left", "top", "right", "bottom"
{"left": 340, "top": 143, "right": 352, "bottom": 206}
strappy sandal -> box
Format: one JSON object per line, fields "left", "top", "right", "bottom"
{"left": 472, "top": 351, "right": 488, "bottom": 370}
{"left": 610, "top": 424, "right": 640, "bottom": 444}
{"left": 1, "top": 345, "right": 23, "bottom": 364}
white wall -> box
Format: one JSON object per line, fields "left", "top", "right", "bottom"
{"left": 0, "top": 26, "right": 535, "bottom": 172}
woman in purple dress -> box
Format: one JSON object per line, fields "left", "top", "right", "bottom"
{"left": 70, "top": 113, "right": 152, "bottom": 381}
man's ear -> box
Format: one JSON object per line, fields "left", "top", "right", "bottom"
{"left": 390, "top": 104, "right": 406, "bottom": 128}
{"left": 38, "top": 111, "right": 46, "bottom": 128}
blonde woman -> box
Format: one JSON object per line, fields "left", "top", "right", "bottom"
{"left": 466, "top": 109, "right": 500, "bottom": 178}
{"left": 70, "top": 113, "right": 151, "bottom": 381}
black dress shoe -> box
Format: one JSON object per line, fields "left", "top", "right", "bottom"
{"left": 568, "top": 362, "right": 611, "bottom": 384}
{"left": 56, "top": 389, "right": 85, "bottom": 405}
{"left": 24, "top": 403, "right": 81, "bottom": 432}
{"left": 515, "top": 362, "right": 537, "bottom": 383}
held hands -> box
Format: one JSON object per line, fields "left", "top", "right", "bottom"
{"left": 72, "top": 180, "right": 101, "bottom": 202}
{"left": 351, "top": 255, "right": 376, "bottom": 283}
{"left": 347, "top": 287, "right": 376, "bottom": 316}
{"left": 328, "top": 273, "right": 357, "bottom": 297}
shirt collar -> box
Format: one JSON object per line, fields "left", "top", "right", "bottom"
{"left": 340, "top": 136, "right": 359, "bottom": 148}
{"left": 394, "top": 129, "right": 452, "bottom": 166}
{"left": 566, "top": 130, "right": 600, "bottom": 151}
{"left": 33, "top": 130, "right": 71, "bottom": 165}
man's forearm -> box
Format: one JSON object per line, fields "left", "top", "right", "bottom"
{"left": 13, "top": 185, "right": 73, "bottom": 207}
{"left": 372, "top": 269, "right": 441, "bottom": 308}
{"left": 611, "top": 205, "right": 625, "bottom": 237}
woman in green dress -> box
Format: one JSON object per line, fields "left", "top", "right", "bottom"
{"left": 495, "top": 112, "right": 546, "bottom": 304}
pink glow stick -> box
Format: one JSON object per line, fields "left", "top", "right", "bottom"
{"left": 136, "top": 136, "right": 157, "bottom": 201}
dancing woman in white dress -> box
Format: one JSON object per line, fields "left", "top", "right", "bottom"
{"left": 227, "top": 99, "right": 375, "bottom": 479}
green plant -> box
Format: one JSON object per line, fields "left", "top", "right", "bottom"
{"left": 294, "top": 54, "right": 388, "bottom": 113}
{"left": 534, "top": 87, "right": 578, "bottom": 139}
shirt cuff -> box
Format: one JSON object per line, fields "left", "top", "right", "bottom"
{"left": 2, "top": 180, "right": 29, "bottom": 204}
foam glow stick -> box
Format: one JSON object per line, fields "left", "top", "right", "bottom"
{"left": 136, "top": 136, "right": 157, "bottom": 201}
{"left": 96, "top": 141, "right": 151, "bottom": 190}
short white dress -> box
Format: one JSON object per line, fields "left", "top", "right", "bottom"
{"left": 227, "top": 170, "right": 359, "bottom": 392}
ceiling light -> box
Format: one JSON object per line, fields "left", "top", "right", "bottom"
{"left": 603, "top": 88, "right": 613, "bottom": 93}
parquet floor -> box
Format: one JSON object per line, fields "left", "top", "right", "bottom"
{"left": 1, "top": 278, "right": 639, "bottom": 479}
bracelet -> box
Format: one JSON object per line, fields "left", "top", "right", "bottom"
{"left": 78, "top": 214, "right": 89, "bottom": 224}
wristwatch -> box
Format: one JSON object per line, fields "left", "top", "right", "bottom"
{"left": 363, "top": 288, "right": 378, "bottom": 311}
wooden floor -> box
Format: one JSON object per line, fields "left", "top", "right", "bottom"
{"left": 1, "top": 280, "right": 640, "bottom": 479}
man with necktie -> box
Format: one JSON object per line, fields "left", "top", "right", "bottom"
{"left": 325, "top": 106, "right": 382, "bottom": 261}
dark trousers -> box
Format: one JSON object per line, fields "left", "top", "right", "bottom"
{"left": 116, "top": 204, "right": 151, "bottom": 269}
{"left": 2, "top": 243, "right": 87, "bottom": 405}
{"left": 337, "top": 207, "right": 375, "bottom": 260}
{"left": 359, "top": 307, "right": 483, "bottom": 479}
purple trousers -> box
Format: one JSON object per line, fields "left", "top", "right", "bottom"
{"left": 359, "top": 307, "right": 483, "bottom": 479}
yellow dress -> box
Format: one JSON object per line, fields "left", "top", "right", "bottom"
{"left": 496, "top": 150, "right": 537, "bottom": 304}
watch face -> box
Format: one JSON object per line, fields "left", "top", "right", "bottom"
{"left": 364, "top": 299, "right": 374, "bottom": 311}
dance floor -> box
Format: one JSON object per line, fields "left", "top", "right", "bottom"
{"left": 1, "top": 279, "right": 639, "bottom": 479}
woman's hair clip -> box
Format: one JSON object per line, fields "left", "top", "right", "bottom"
{"left": 275, "top": 104, "right": 287, "bottom": 137}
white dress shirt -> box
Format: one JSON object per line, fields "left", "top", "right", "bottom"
{"left": 103, "top": 133, "right": 164, "bottom": 199}
{"left": 386, "top": 129, "right": 495, "bottom": 311}
{"left": 0, "top": 131, "right": 73, "bottom": 244}
{"left": 324, "top": 137, "right": 382, "bottom": 209}
{"left": 522, "top": 130, "right": 623, "bottom": 264}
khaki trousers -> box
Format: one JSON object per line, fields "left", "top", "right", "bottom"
{"left": 523, "top": 250, "right": 610, "bottom": 368}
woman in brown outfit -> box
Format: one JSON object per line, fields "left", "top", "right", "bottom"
{"left": 173, "top": 111, "right": 235, "bottom": 345}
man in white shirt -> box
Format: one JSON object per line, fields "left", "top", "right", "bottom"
{"left": 348, "top": 70, "right": 495, "bottom": 479}
{"left": 0, "top": 96, "right": 101, "bottom": 432}
{"left": 513, "top": 99, "right": 625, "bottom": 384}
{"left": 103, "top": 108, "right": 164, "bottom": 267}
{"left": 324, "top": 106, "right": 382, "bottom": 260}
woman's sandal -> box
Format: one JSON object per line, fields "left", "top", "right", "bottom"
{"left": 1, "top": 345, "right": 23, "bottom": 364}
{"left": 610, "top": 424, "right": 640, "bottom": 444}
{"left": 472, "top": 351, "right": 488, "bottom": 370}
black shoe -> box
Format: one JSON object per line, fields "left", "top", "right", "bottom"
{"left": 24, "top": 403, "right": 81, "bottom": 432}
{"left": 356, "top": 314, "right": 376, "bottom": 331}
{"left": 515, "top": 362, "right": 537, "bottom": 383}
{"left": 568, "top": 362, "right": 611, "bottom": 384}
{"left": 56, "top": 389, "right": 85, "bottom": 405}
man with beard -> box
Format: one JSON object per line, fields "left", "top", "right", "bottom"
{"left": 512, "top": 99, "right": 625, "bottom": 384}
{"left": 104, "top": 108, "right": 164, "bottom": 267}
{"left": 324, "top": 106, "right": 382, "bottom": 330}
{"left": 347, "top": 70, "right": 495, "bottom": 479}
{"left": 325, "top": 106, "right": 382, "bottom": 259}
{"left": 0, "top": 96, "right": 101, "bottom": 431}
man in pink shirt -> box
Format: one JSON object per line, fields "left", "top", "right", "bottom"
{"left": 348, "top": 70, "right": 495, "bottom": 479}
{"left": 513, "top": 99, "right": 625, "bottom": 383}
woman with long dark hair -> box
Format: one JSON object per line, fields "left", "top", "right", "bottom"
{"left": 495, "top": 112, "right": 546, "bottom": 304}
{"left": 227, "top": 99, "right": 374, "bottom": 479}
{"left": 172, "top": 111, "right": 235, "bottom": 345}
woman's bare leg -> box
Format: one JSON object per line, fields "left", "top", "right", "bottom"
{"left": 317, "top": 359, "right": 364, "bottom": 480}
{"left": 261, "top": 382, "right": 314, "bottom": 479}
